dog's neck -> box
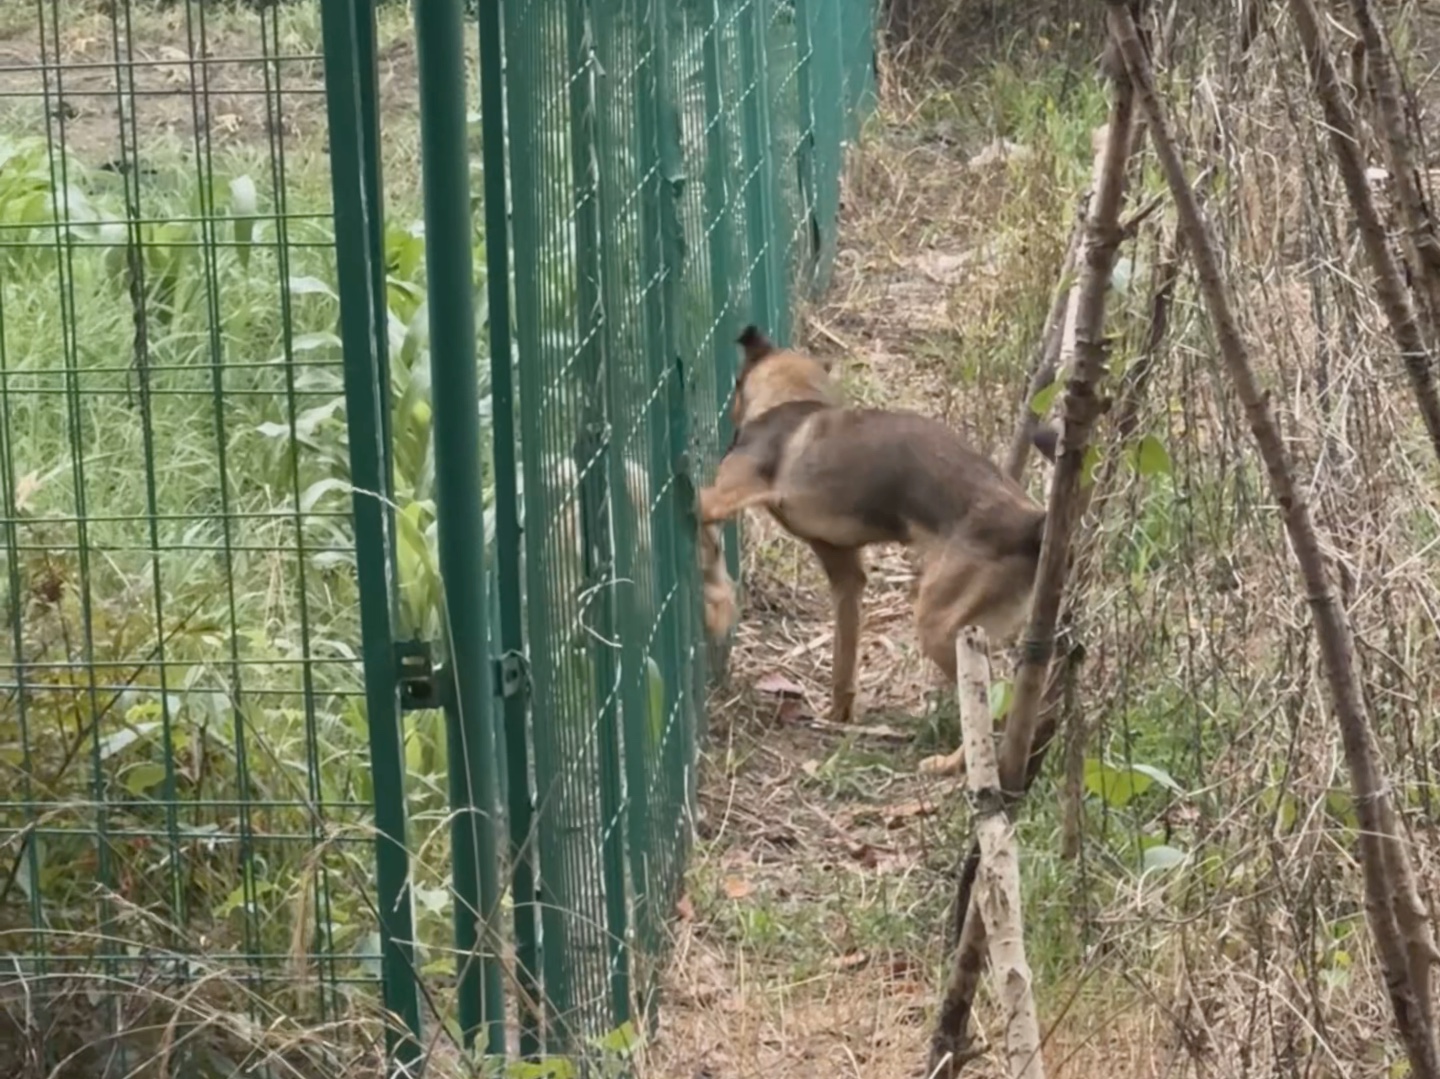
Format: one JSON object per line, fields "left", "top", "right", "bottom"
{"left": 739, "top": 361, "right": 837, "bottom": 425}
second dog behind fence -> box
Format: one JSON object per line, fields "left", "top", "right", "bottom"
{"left": 697, "top": 326, "right": 1057, "bottom": 776}
{"left": 538, "top": 450, "right": 739, "bottom": 654}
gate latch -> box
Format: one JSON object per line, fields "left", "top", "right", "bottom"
{"left": 395, "top": 639, "right": 450, "bottom": 713}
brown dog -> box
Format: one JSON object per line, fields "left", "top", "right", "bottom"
{"left": 698, "top": 326, "right": 1056, "bottom": 769}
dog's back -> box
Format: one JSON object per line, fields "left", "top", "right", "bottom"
{"left": 733, "top": 400, "right": 1046, "bottom": 560}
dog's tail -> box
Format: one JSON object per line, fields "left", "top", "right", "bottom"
{"left": 737, "top": 324, "right": 777, "bottom": 364}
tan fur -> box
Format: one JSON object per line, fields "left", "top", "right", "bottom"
{"left": 699, "top": 522, "right": 739, "bottom": 640}
{"left": 699, "top": 326, "right": 1057, "bottom": 775}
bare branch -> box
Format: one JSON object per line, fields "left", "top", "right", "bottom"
{"left": 929, "top": 50, "right": 1138, "bottom": 1076}
{"left": 956, "top": 627, "right": 1046, "bottom": 1079}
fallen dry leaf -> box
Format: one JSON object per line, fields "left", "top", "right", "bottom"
{"left": 755, "top": 671, "right": 807, "bottom": 698}
{"left": 722, "top": 876, "right": 753, "bottom": 900}
{"left": 882, "top": 800, "right": 936, "bottom": 827}
{"left": 830, "top": 950, "right": 869, "bottom": 971}
{"left": 776, "top": 697, "right": 810, "bottom": 723}
{"left": 675, "top": 892, "right": 695, "bottom": 921}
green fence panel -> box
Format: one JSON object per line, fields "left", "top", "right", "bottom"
{"left": 0, "top": 0, "right": 436, "bottom": 1072}
{"left": 0, "top": 0, "right": 874, "bottom": 1071}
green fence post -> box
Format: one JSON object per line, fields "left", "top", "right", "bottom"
{"left": 739, "top": 0, "right": 783, "bottom": 340}
{"left": 703, "top": 1, "right": 744, "bottom": 587}
{"left": 653, "top": 0, "right": 704, "bottom": 840}
{"left": 413, "top": 0, "right": 508, "bottom": 1054}
{"left": 565, "top": 0, "right": 634, "bottom": 1034}
{"left": 634, "top": 1, "right": 701, "bottom": 1023}
{"left": 790, "top": 0, "right": 820, "bottom": 294}
{"left": 317, "top": 0, "right": 422, "bottom": 1066}
{"left": 697, "top": 0, "right": 741, "bottom": 685}
{"left": 805, "top": 0, "right": 844, "bottom": 292}
{"left": 476, "top": 0, "right": 542, "bottom": 1059}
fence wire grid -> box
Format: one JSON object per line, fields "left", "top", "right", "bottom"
{"left": 0, "top": 0, "right": 876, "bottom": 1072}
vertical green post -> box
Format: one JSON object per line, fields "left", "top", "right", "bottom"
{"left": 475, "top": 0, "right": 542, "bottom": 1058}
{"left": 805, "top": 0, "right": 844, "bottom": 292}
{"left": 790, "top": 0, "right": 819, "bottom": 293}
{"left": 700, "top": 0, "right": 743, "bottom": 642}
{"left": 352, "top": 0, "right": 394, "bottom": 490}
{"left": 652, "top": 1, "right": 704, "bottom": 827}
{"left": 706, "top": 5, "right": 744, "bottom": 589}
{"left": 637, "top": 0, "right": 700, "bottom": 974}
{"left": 565, "top": 0, "right": 633, "bottom": 1032}
{"left": 498, "top": 0, "right": 583, "bottom": 1047}
{"left": 590, "top": 0, "right": 657, "bottom": 990}
{"left": 317, "top": 0, "right": 421, "bottom": 1066}
{"left": 413, "top": 0, "right": 507, "bottom": 1054}
{"left": 739, "top": 0, "right": 783, "bottom": 340}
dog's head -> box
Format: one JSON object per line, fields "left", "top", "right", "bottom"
{"left": 730, "top": 325, "right": 837, "bottom": 429}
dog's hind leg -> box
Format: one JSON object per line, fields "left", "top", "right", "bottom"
{"left": 913, "top": 550, "right": 1033, "bottom": 776}
{"left": 809, "top": 541, "right": 866, "bottom": 723}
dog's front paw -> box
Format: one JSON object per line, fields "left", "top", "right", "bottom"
{"left": 917, "top": 750, "right": 966, "bottom": 777}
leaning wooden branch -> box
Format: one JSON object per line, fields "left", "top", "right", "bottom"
{"left": 956, "top": 627, "right": 1046, "bottom": 1079}
{"left": 927, "top": 57, "right": 1136, "bottom": 1077}
{"left": 1346, "top": 0, "right": 1440, "bottom": 336}
{"left": 1108, "top": 4, "right": 1440, "bottom": 1075}
{"left": 1286, "top": 0, "right": 1440, "bottom": 468}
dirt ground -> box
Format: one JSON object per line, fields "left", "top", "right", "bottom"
{"left": 0, "top": 1, "right": 419, "bottom": 165}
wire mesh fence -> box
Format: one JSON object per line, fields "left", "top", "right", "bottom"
{"left": 486, "top": 0, "right": 877, "bottom": 1059}
{"left": 0, "top": 0, "right": 876, "bottom": 1072}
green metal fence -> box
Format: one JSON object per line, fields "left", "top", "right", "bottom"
{"left": 0, "top": 0, "right": 873, "bottom": 1072}
{"left": 479, "top": 0, "right": 877, "bottom": 1061}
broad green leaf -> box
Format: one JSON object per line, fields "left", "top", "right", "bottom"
{"left": 508, "top": 1059, "right": 577, "bottom": 1079}
{"left": 1131, "top": 434, "right": 1173, "bottom": 477}
{"left": 646, "top": 655, "right": 665, "bottom": 748}
{"left": 988, "top": 679, "right": 1013, "bottom": 720}
{"left": 1029, "top": 380, "right": 1061, "bottom": 417}
{"left": 289, "top": 275, "right": 336, "bottom": 299}
{"left": 1141, "top": 843, "right": 1187, "bottom": 872}
{"left": 229, "top": 174, "right": 257, "bottom": 270}
{"left": 1326, "top": 789, "right": 1358, "bottom": 829}
{"left": 594, "top": 1019, "right": 641, "bottom": 1056}
{"left": 299, "top": 478, "right": 352, "bottom": 513}
{"left": 123, "top": 762, "right": 168, "bottom": 796}
{"left": 1082, "top": 758, "right": 1153, "bottom": 808}
{"left": 1129, "top": 763, "right": 1182, "bottom": 793}
{"left": 98, "top": 721, "right": 159, "bottom": 760}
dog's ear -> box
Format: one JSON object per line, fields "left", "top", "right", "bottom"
{"left": 737, "top": 324, "right": 777, "bottom": 367}
{"left": 1030, "top": 421, "right": 1060, "bottom": 464}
